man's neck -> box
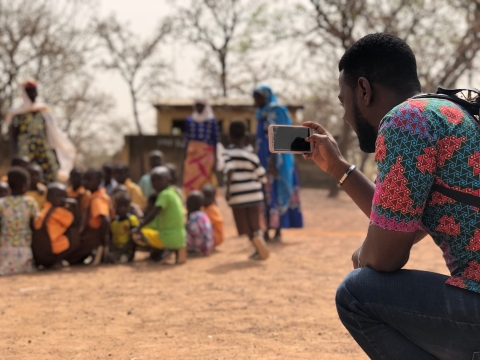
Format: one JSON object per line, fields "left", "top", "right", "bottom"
{"left": 373, "top": 87, "right": 421, "bottom": 129}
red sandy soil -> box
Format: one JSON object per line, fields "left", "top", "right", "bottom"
{"left": 0, "top": 189, "right": 448, "bottom": 360}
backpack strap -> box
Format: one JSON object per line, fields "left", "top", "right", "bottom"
{"left": 431, "top": 183, "right": 480, "bottom": 208}
{"left": 412, "top": 87, "right": 480, "bottom": 207}
{"left": 412, "top": 87, "right": 480, "bottom": 120}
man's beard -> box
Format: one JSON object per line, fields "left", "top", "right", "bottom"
{"left": 353, "top": 100, "right": 377, "bottom": 153}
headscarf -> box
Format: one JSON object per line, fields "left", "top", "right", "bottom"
{"left": 3, "top": 80, "right": 49, "bottom": 126}
{"left": 191, "top": 97, "right": 215, "bottom": 123}
{"left": 3, "top": 79, "right": 76, "bottom": 181}
{"left": 253, "top": 84, "right": 291, "bottom": 126}
{"left": 253, "top": 84, "right": 295, "bottom": 215}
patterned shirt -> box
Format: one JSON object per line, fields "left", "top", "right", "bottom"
{"left": 0, "top": 195, "right": 38, "bottom": 247}
{"left": 184, "top": 117, "right": 220, "bottom": 146}
{"left": 186, "top": 211, "right": 214, "bottom": 255}
{"left": 371, "top": 98, "right": 480, "bottom": 293}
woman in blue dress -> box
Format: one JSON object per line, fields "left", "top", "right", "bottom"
{"left": 253, "top": 85, "right": 303, "bottom": 241}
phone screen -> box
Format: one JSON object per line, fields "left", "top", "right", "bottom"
{"left": 273, "top": 126, "right": 310, "bottom": 152}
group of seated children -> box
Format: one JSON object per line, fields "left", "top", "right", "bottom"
{"left": 0, "top": 120, "right": 270, "bottom": 276}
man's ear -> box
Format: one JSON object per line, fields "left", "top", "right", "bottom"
{"left": 357, "top": 77, "right": 372, "bottom": 106}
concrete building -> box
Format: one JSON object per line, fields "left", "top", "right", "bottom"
{"left": 123, "top": 97, "right": 330, "bottom": 187}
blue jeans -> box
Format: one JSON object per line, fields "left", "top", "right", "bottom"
{"left": 336, "top": 268, "right": 480, "bottom": 360}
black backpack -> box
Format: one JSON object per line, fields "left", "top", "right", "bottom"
{"left": 412, "top": 87, "right": 480, "bottom": 207}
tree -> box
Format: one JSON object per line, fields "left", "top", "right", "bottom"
{"left": 297, "top": 0, "right": 480, "bottom": 196}
{"left": 0, "top": 0, "right": 96, "bottom": 169}
{"left": 51, "top": 74, "right": 130, "bottom": 167}
{"left": 95, "top": 15, "right": 172, "bottom": 136}
{"left": 0, "top": 0, "right": 94, "bottom": 120}
{"left": 174, "top": 0, "right": 271, "bottom": 97}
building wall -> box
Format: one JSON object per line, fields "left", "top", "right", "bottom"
{"left": 156, "top": 107, "right": 299, "bottom": 135}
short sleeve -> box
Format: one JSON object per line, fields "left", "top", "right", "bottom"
{"left": 90, "top": 197, "right": 110, "bottom": 219}
{"left": 130, "top": 215, "right": 140, "bottom": 227}
{"left": 370, "top": 101, "right": 437, "bottom": 232}
{"left": 155, "top": 190, "right": 168, "bottom": 209}
{"left": 28, "top": 197, "right": 39, "bottom": 218}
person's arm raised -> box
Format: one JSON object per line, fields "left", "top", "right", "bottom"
{"left": 303, "top": 122, "right": 375, "bottom": 218}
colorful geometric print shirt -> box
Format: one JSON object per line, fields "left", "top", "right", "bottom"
{"left": 371, "top": 98, "right": 480, "bottom": 293}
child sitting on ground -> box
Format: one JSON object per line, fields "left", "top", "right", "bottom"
{"left": 110, "top": 192, "right": 139, "bottom": 263}
{"left": 186, "top": 191, "right": 214, "bottom": 256}
{"left": 111, "top": 185, "right": 144, "bottom": 218}
{"left": 25, "top": 163, "right": 47, "bottom": 209}
{"left": 133, "top": 166, "right": 186, "bottom": 264}
{"left": 0, "top": 182, "right": 8, "bottom": 198}
{"left": 138, "top": 150, "right": 164, "bottom": 198}
{"left": 114, "top": 163, "right": 146, "bottom": 210}
{"left": 0, "top": 167, "right": 38, "bottom": 275}
{"left": 67, "top": 168, "right": 91, "bottom": 213}
{"left": 32, "top": 183, "right": 80, "bottom": 268}
{"left": 224, "top": 121, "right": 269, "bottom": 260}
{"left": 65, "top": 168, "right": 112, "bottom": 266}
{"left": 101, "top": 162, "right": 118, "bottom": 196}
{"left": 164, "top": 163, "right": 183, "bottom": 200}
{"left": 202, "top": 184, "right": 224, "bottom": 247}
{"left": 0, "top": 156, "right": 30, "bottom": 182}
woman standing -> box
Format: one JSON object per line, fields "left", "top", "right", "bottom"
{"left": 4, "top": 80, "right": 75, "bottom": 183}
{"left": 253, "top": 85, "right": 303, "bottom": 241}
{"left": 182, "top": 98, "right": 220, "bottom": 196}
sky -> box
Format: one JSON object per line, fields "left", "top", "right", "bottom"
{"left": 97, "top": 0, "right": 198, "bottom": 134}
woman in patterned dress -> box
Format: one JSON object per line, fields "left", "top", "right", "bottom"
{"left": 182, "top": 98, "right": 220, "bottom": 196}
{"left": 0, "top": 167, "right": 38, "bottom": 275}
{"left": 253, "top": 85, "right": 304, "bottom": 241}
{"left": 4, "top": 80, "right": 75, "bottom": 183}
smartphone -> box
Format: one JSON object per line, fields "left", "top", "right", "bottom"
{"left": 268, "top": 125, "right": 313, "bottom": 154}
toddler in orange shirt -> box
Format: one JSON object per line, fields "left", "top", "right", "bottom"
{"left": 67, "top": 168, "right": 91, "bottom": 213}
{"left": 202, "top": 184, "right": 224, "bottom": 247}
{"left": 32, "top": 183, "right": 80, "bottom": 268}
{"left": 65, "top": 168, "right": 112, "bottom": 266}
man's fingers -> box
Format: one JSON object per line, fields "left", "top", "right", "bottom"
{"left": 302, "top": 121, "right": 327, "bottom": 135}
{"left": 305, "top": 134, "right": 329, "bottom": 143}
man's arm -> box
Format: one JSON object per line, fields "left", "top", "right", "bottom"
{"left": 303, "top": 121, "right": 430, "bottom": 272}
{"left": 303, "top": 122, "right": 375, "bottom": 217}
{"left": 353, "top": 226, "right": 415, "bottom": 272}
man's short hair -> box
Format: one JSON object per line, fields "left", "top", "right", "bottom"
{"left": 230, "top": 120, "right": 246, "bottom": 140}
{"left": 338, "top": 33, "right": 421, "bottom": 95}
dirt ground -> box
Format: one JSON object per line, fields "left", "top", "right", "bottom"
{"left": 0, "top": 189, "right": 449, "bottom": 360}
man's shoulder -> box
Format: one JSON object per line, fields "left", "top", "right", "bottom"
{"left": 382, "top": 97, "right": 473, "bottom": 128}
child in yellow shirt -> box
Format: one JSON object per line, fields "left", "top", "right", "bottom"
{"left": 110, "top": 192, "right": 139, "bottom": 263}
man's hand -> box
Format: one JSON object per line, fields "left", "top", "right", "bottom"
{"left": 351, "top": 247, "right": 363, "bottom": 269}
{"left": 302, "top": 122, "right": 350, "bottom": 180}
